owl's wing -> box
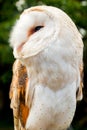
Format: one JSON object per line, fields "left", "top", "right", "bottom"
{"left": 76, "top": 63, "right": 83, "bottom": 101}
{"left": 9, "top": 59, "right": 29, "bottom": 130}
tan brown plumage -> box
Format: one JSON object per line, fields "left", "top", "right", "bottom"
{"left": 9, "top": 59, "right": 29, "bottom": 130}
{"left": 76, "top": 64, "right": 83, "bottom": 101}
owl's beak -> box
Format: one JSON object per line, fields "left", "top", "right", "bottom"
{"left": 17, "top": 42, "right": 25, "bottom": 52}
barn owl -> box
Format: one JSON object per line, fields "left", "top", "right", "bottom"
{"left": 9, "top": 5, "right": 83, "bottom": 130}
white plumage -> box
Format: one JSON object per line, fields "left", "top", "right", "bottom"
{"left": 9, "top": 5, "right": 83, "bottom": 130}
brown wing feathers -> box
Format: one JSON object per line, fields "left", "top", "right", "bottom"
{"left": 76, "top": 64, "right": 83, "bottom": 101}
{"left": 9, "top": 60, "right": 29, "bottom": 130}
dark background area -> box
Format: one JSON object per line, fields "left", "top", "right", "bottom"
{"left": 0, "top": 0, "right": 87, "bottom": 130}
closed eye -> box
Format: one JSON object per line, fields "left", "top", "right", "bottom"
{"left": 27, "top": 26, "right": 44, "bottom": 37}
{"left": 34, "top": 26, "right": 44, "bottom": 32}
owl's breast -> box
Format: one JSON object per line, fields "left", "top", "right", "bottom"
{"left": 26, "top": 82, "right": 76, "bottom": 130}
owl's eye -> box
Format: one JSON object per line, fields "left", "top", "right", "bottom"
{"left": 28, "top": 26, "right": 44, "bottom": 37}
{"left": 34, "top": 26, "right": 44, "bottom": 32}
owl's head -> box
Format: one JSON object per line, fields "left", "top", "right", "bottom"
{"left": 9, "top": 5, "right": 82, "bottom": 60}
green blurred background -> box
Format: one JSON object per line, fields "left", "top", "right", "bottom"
{"left": 0, "top": 0, "right": 87, "bottom": 130}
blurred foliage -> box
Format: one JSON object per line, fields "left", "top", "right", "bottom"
{"left": 0, "top": 0, "right": 87, "bottom": 130}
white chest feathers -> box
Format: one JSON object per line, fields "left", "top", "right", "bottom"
{"left": 26, "top": 84, "right": 76, "bottom": 130}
